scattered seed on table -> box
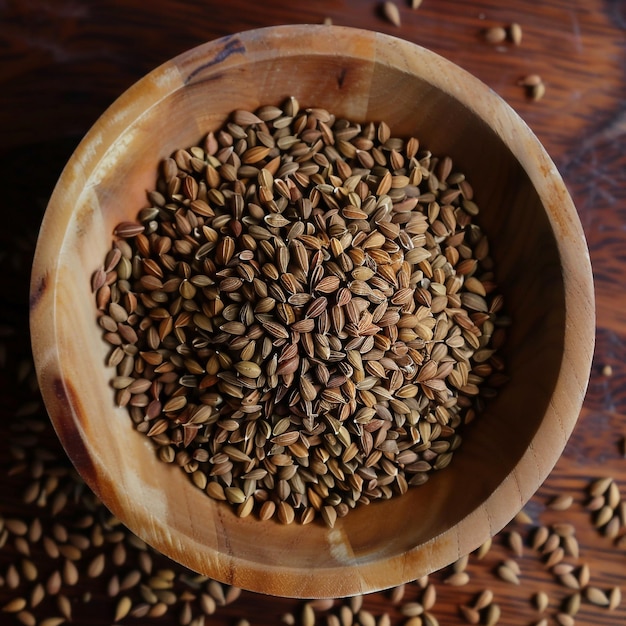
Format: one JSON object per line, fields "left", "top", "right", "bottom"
{"left": 508, "top": 23, "right": 522, "bottom": 45}
{"left": 585, "top": 586, "right": 610, "bottom": 606}
{"left": 483, "top": 26, "right": 506, "bottom": 43}
{"left": 549, "top": 495, "right": 574, "bottom": 511}
{"left": 533, "top": 591, "right": 549, "bottom": 612}
{"left": 382, "top": 1, "right": 401, "bottom": 26}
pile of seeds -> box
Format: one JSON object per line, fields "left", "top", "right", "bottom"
{"left": 93, "top": 96, "right": 508, "bottom": 525}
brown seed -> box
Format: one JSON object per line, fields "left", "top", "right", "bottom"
{"left": 16, "top": 611, "right": 36, "bottom": 626}
{"left": 2, "top": 598, "right": 27, "bottom": 613}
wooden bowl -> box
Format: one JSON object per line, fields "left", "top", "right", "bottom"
{"left": 30, "top": 25, "right": 594, "bottom": 598}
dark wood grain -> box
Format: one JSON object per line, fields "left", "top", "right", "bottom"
{"left": 1, "top": 1, "right": 625, "bottom": 624}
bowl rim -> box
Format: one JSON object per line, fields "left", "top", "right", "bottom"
{"left": 29, "top": 24, "right": 595, "bottom": 598}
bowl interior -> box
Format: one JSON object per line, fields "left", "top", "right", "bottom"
{"left": 30, "top": 25, "right": 593, "bottom": 598}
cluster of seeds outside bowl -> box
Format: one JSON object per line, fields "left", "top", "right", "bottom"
{"left": 95, "top": 97, "right": 509, "bottom": 528}
{"left": 30, "top": 25, "right": 594, "bottom": 598}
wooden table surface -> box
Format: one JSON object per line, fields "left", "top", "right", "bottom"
{"left": 1, "top": 1, "right": 625, "bottom": 625}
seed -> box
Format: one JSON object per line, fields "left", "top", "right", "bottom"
{"left": 559, "top": 572, "right": 580, "bottom": 590}
{"left": 549, "top": 495, "right": 574, "bottom": 511}
{"left": 562, "top": 535, "right": 579, "bottom": 558}
{"left": 531, "top": 526, "right": 549, "bottom": 550}
{"left": 578, "top": 563, "right": 590, "bottom": 587}
{"left": 514, "top": 509, "right": 533, "bottom": 524}
{"left": 555, "top": 613, "right": 575, "bottom": 626}
{"left": 507, "top": 530, "right": 523, "bottom": 556}
{"left": 590, "top": 476, "right": 614, "bottom": 497}
{"left": 552, "top": 523, "right": 575, "bottom": 537}
{"left": 459, "top": 605, "right": 480, "bottom": 624}
{"left": 400, "top": 602, "right": 423, "bottom": 617}
{"left": 483, "top": 26, "right": 507, "bottom": 43}
{"left": 534, "top": 591, "right": 549, "bottom": 612}
{"left": 234, "top": 361, "right": 262, "bottom": 378}
{"left": 609, "top": 586, "right": 622, "bottom": 610}
{"left": 475, "top": 538, "right": 492, "bottom": 559}
{"left": 16, "top": 611, "right": 36, "bottom": 626}
{"left": 115, "top": 596, "right": 133, "bottom": 621}
{"left": 496, "top": 563, "right": 520, "bottom": 585}
{"left": 545, "top": 546, "right": 564, "bottom": 568}
{"left": 422, "top": 584, "right": 436, "bottom": 610}
{"left": 56, "top": 595, "right": 71, "bottom": 621}
{"left": 595, "top": 505, "right": 614, "bottom": 528}
{"left": 586, "top": 586, "right": 610, "bottom": 606}
{"left": 444, "top": 571, "right": 469, "bottom": 586}
{"left": 382, "top": 1, "right": 401, "bottom": 26}
{"left": 3, "top": 598, "right": 27, "bottom": 613}
{"left": 508, "top": 23, "right": 522, "bottom": 45}
{"left": 474, "top": 590, "right": 493, "bottom": 610}
{"left": 530, "top": 82, "right": 546, "bottom": 101}
{"left": 484, "top": 603, "right": 501, "bottom": 626}
{"left": 564, "top": 592, "right": 581, "bottom": 616}
{"left": 87, "top": 553, "right": 106, "bottom": 578}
